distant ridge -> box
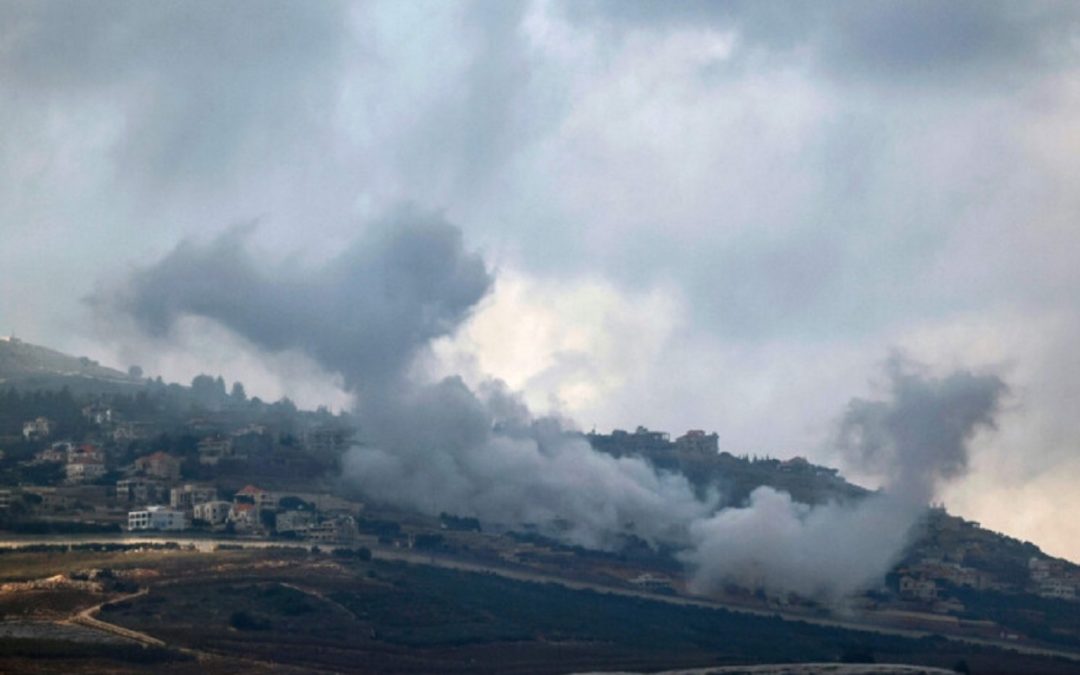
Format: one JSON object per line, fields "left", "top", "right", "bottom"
{"left": 0, "top": 335, "right": 135, "bottom": 386}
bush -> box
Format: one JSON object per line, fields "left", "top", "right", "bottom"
{"left": 229, "top": 610, "right": 271, "bottom": 631}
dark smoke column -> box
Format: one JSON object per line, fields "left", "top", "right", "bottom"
{"left": 106, "top": 209, "right": 493, "bottom": 393}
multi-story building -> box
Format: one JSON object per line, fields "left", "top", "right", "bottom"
{"left": 228, "top": 502, "right": 260, "bottom": 531}
{"left": 128, "top": 505, "right": 186, "bottom": 531}
{"left": 65, "top": 457, "right": 106, "bottom": 484}
{"left": 169, "top": 484, "right": 218, "bottom": 511}
{"left": 675, "top": 429, "right": 719, "bottom": 455}
{"left": 234, "top": 485, "right": 275, "bottom": 510}
{"left": 197, "top": 436, "right": 234, "bottom": 465}
{"left": 193, "top": 500, "right": 232, "bottom": 526}
{"left": 116, "top": 478, "right": 165, "bottom": 504}
{"left": 276, "top": 509, "right": 316, "bottom": 534}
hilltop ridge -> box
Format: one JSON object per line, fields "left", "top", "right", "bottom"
{"left": 0, "top": 336, "right": 137, "bottom": 390}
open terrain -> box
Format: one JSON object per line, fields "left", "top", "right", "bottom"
{"left": 0, "top": 543, "right": 1075, "bottom": 674}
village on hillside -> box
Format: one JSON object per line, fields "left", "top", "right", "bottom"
{"left": 0, "top": 336, "right": 1079, "bottom": 653}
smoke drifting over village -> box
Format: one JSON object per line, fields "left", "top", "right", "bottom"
{"left": 99, "top": 214, "right": 1008, "bottom": 600}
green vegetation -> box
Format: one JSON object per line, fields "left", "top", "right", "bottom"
{"left": 0, "top": 638, "right": 188, "bottom": 664}
{"left": 952, "top": 585, "right": 1080, "bottom": 648}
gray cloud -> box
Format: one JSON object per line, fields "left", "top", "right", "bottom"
{"left": 0, "top": 0, "right": 351, "bottom": 189}
{"left": 566, "top": 0, "right": 1080, "bottom": 85}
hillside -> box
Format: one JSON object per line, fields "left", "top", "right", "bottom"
{"left": 0, "top": 337, "right": 137, "bottom": 391}
{"left": 586, "top": 427, "right": 868, "bottom": 507}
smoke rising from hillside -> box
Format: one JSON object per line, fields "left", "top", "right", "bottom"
{"left": 101, "top": 215, "right": 1007, "bottom": 599}
{"left": 344, "top": 377, "right": 714, "bottom": 549}
{"left": 837, "top": 355, "right": 1008, "bottom": 505}
{"left": 683, "top": 358, "right": 1007, "bottom": 598}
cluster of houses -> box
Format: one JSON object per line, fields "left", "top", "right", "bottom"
{"left": 1029, "top": 557, "right": 1080, "bottom": 601}
{"left": 896, "top": 557, "right": 998, "bottom": 612}
{"left": 586, "top": 427, "right": 721, "bottom": 457}
{"left": 126, "top": 481, "right": 361, "bottom": 542}
{"left": 14, "top": 407, "right": 363, "bottom": 542}
{"left": 31, "top": 437, "right": 183, "bottom": 487}
{"left": 32, "top": 441, "right": 109, "bottom": 484}
{"left": 893, "top": 555, "right": 1080, "bottom": 613}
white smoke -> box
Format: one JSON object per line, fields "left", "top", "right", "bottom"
{"left": 682, "top": 355, "right": 1007, "bottom": 600}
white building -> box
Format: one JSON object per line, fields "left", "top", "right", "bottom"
{"left": 1038, "top": 578, "right": 1077, "bottom": 601}
{"left": 192, "top": 500, "right": 232, "bottom": 526}
{"left": 22, "top": 417, "right": 51, "bottom": 441}
{"left": 128, "top": 505, "right": 187, "bottom": 531}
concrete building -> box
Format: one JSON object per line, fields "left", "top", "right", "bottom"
{"left": 675, "top": 429, "right": 719, "bottom": 455}
{"left": 303, "top": 425, "right": 354, "bottom": 456}
{"left": 36, "top": 443, "right": 70, "bottom": 463}
{"left": 116, "top": 478, "right": 164, "bottom": 505}
{"left": 169, "top": 484, "right": 218, "bottom": 511}
{"left": 68, "top": 444, "right": 104, "bottom": 464}
{"left": 228, "top": 502, "right": 260, "bottom": 531}
{"left": 65, "top": 457, "right": 106, "bottom": 484}
{"left": 899, "top": 576, "right": 939, "bottom": 602}
{"left": 588, "top": 426, "right": 673, "bottom": 456}
{"left": 193, "top": 500, "right": 232, "bottom": 526}
{"left": 22, "top": 417, "right": 51, "bottom": 441}
{"left": 81, "top": 404, "right": 113, "bottom": 426}
{"left": 128, "top": 505, "right": 186, "bottom": 531}
{"left": 134, "top": 452, "right": 181, "bottom": 481}
{"left": 197, "top": 436, "right": 234, "bottom": 465}
{"left": 276, "top": 509, "right": 316, "bottom": 534}
{"left": 306, "top": 515, "right": 358, "bottom": 542}
{"left": 234, "top": 485, "right": 275, "bottom": 510}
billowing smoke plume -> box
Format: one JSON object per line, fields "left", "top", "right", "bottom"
{"left": 682, "top": 356, "right": 1007, "bottom": 599}
{"left": 346, "top": 377, "right": 715, "bottom": 548}
{"left": 101, "top": 214, "right": 1008, "bottom": 601}
{"left": 101, "top": 210, "right": 492, "bottom": 392}
{"left": 837, "top": 354, "right": 1008, "bottom": 505}
{"left": 98, "top": 213, "right": 715, "bottom": 549}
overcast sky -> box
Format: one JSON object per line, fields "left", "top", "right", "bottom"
{"left": 3, "top": 0, "right": 1080, "bottom": 560}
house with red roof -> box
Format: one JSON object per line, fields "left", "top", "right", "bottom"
{"left": 234, "top": 484, "right": 275, "bottom": 510}
{"left": 134, "top": 451, "right": 181, "bottom": 481}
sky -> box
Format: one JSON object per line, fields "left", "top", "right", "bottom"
{"left": 2, "top": 0, "right": 1080, "bottom": 560}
